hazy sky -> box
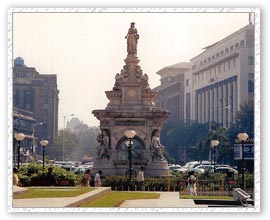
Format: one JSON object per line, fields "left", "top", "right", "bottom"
{"left": 12, "top": 11, "right": 250, "bottom": 128}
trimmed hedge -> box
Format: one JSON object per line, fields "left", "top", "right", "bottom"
{"left": 18, "top": 163, "right": 80, "bottom": 186}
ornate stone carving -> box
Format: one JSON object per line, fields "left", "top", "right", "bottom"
{"left": 125, "top": 22, "right": 139, "bottom": 55}
{"left": 92, "top": 23, "right": 169, "bottom": 176}
{"left": 151, "top": 131, "right": 165, "bottom": 161}
{"left": 96, "top": 130, "right": 110, "bottom": 161}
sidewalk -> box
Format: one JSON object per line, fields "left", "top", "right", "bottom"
{"left": 119, "top": 192, "right": 208, "bottom": 208}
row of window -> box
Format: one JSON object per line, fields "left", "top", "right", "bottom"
{"left": 194, "top": 57, "right": 237, "bottom": 84}
{"left": 15, "top": 72, "right": 27, "bottom": 78}
{"left": 192, "top": 39, "right": 245, "bottom": 69}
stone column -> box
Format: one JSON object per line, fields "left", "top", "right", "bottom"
{"left": 218, "top": 84, "right": 223, "bottom": 125}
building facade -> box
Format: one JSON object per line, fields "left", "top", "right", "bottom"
{"left": 13, "top": 107, "right": 36, "bottom": 162}
{"left": 13, "top": 57, "right": 59, "bottom": 155}
{"left": 155, "top": 24, "right": 254, "bottom": 129}
{"left": 189, "top": 24, "right": 254, "bottom": 127}
{"left": 154, "top": 62, "right": 191, "bottom": 127}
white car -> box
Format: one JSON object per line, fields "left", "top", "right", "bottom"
{"left": 174, "top": 167, "right": 189, "bottom": 174}
{"left": 168, "top": 165, "right": 182, "bottom": 171}
{"left": 210, "top": 167, "right": 238, "bottom": 174}
{"left": 193, "top": 164, "right": 214, "bottom": 173}
{"left": 189, "top": 167, "right": 205, "bottom": 174}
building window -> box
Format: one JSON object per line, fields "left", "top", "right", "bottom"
{"left": 248, "top": 56, "right": 254, "bottom": 65}
{"left": 192, "top": 65, "right": 196, "bottom": 69}
{"left": 15, "top": 72, "right": 26, "bottom": 78}
{"left": 240, "top": 40, "right": 245, "bottom": 46}
{"left": 248, "top": 73, "right": 254, "bottom": 100}
{"left": 230, "top": 45, "right": 234, "bottom": 50}
{"left": 216, "top": 53, "right": 219, "bottom": 57}
{"left": 200, "top": 61, "right": 203, "bottom": 65}
{"left": 221, "top": 51, "right": 224, "bottom": 55}
{"left": 186, "top": 79, "right": 189, "bottom": 87}
{"left": 225, "top": 48, "right": 229, "bottom": 53}
{"left": 235, "top": 42, "right": 239, "bottom": 48}
{"left": 208, "top": 57, "right": 211, "bottom": 61}
{"left": 204, "top": 59, "right": 207, "bottom": 64}
{"left": 212, "top": 55, "right": 215, "bottom": 59}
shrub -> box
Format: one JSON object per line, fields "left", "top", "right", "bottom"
{"left": 18, "top": 163, "right": 80, "bottom": 186}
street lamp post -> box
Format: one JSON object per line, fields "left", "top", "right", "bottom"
{"left": 32, "top": 122, "right": 44, "bottom": 154}
{"left": 210, "top": 140, "right": 219, "bottom": 173}
{"left": 14, "top": 133, "right": 25, "bottom": 169}
{"left": 237, "top": 133, "right": 249, "bottom": 190}
{"left": 62, "top": 114, "right": 74, "bottom": 161}
{"left": 40, "top": 139, "right": 49, "bottom": 170}
{"left": 124, "top": 130, "right": 136, "bottom": 182}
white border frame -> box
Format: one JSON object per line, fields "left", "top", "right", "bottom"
{"left": 7, "top": 7, "right": 260, "bottom": 212}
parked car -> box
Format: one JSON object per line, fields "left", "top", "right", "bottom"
{"left": 189, "top": 167, "right": 205, "bottom": 174}
{"left": 173, "top": 167, "right": 189, "bottom": 174}
{"left": 168, "top": 164, "right": 182, "bottom": 171}
{"left": 190, "top": 161, "right": 212, "bottom": 170}
{"left": 210, "top": 167, "right": 238, "bottom": 174}
{"left": 193, "top": 164, "right": 214, "bottom": 173}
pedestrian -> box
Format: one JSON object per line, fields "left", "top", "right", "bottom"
{"left": 136, "top": 166, "right": 144, "bottom": 191}
{"left": 94, "top": 170, "right": 102, "bottom": 187}
{"left": 13, "top": 167, "right": 22, "bottom": 186}
{"left": 81, "top": 169, "right": 91, "bottom": 187}
{"left": 187, "top": 171, "right": 197, "bottom": 196}
{"left": 46, "top": 167, "right": 58, "bottom": 186}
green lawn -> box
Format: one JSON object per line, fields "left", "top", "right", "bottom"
{"left": 180, "top": 195, "right": 233, "bottom": 200}
{"left": 78, "top": 191, "right": 160, "bottom": 207}
{"left": 14, "top": 187, "right": 94, "bottom": 199}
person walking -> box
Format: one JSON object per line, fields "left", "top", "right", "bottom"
{"left": 187, "top": 171, "right": 197, "bottom": 196}
{"left": 94, "top": 170, "right": 102, "bottom": 187}
{"left": 136, "top": 166, "right": 145, "bottom": 191}
{"left": 81, "top": 169, "right": 91, "bottom": 187}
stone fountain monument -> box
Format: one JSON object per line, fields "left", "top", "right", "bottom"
{"left": 92, "top": 22, "right": 169, "bottom": 177}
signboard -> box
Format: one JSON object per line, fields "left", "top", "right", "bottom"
{"left": 234, "top": 143, "right": 254, "bottom": 160}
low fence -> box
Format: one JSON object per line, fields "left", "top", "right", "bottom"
{"left": 106, "top": 175, "right": 254, "bottom": 198}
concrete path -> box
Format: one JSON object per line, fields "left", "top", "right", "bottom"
{"left": 119, "top": 192, "right": 208, "bottom": 208}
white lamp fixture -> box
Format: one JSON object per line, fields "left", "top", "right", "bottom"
{"left": 40, "top": 139, "right": 49, "bottom": 147}
{"left": 210, "top": 140, "right": 220, "bottom": 148}
{"left": 237, "top": 133, "right": 249, "bottom": 142}
{"left": 124, "top": 130, "right": 136, "bottom": 139}
{"left": 14, "top": 133, "right": 26, "bottom": 141}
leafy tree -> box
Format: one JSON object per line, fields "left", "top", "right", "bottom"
{"left": 47, "top": 129, "right": 79, "bottom": 161}
{"left": 228, "top": 101, "right": 254, "bottom": 145}
{"left": 72, "top": 125, "right": 100, "bottom": 160}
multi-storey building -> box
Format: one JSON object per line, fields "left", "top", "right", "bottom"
{"left": 189, "top": 24, "right": 254, "bottom": 127}
{"left": 13, "top": 107, "right": 36, "bottom": 162}
{"left": 154, "top": 62, "right": 191, "bottom": 127}
{"left": 13, "top": 57, "right": 59, "bottom": 155}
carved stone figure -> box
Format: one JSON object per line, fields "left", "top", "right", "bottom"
{"left": 96, "top": 130, "right": 110, "bottom": 160}
{"left": 151, "top": 131, "right": 165, "bottom": 161}
{"left": 125, "top": 22, "right": 139, "bottom": 55}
